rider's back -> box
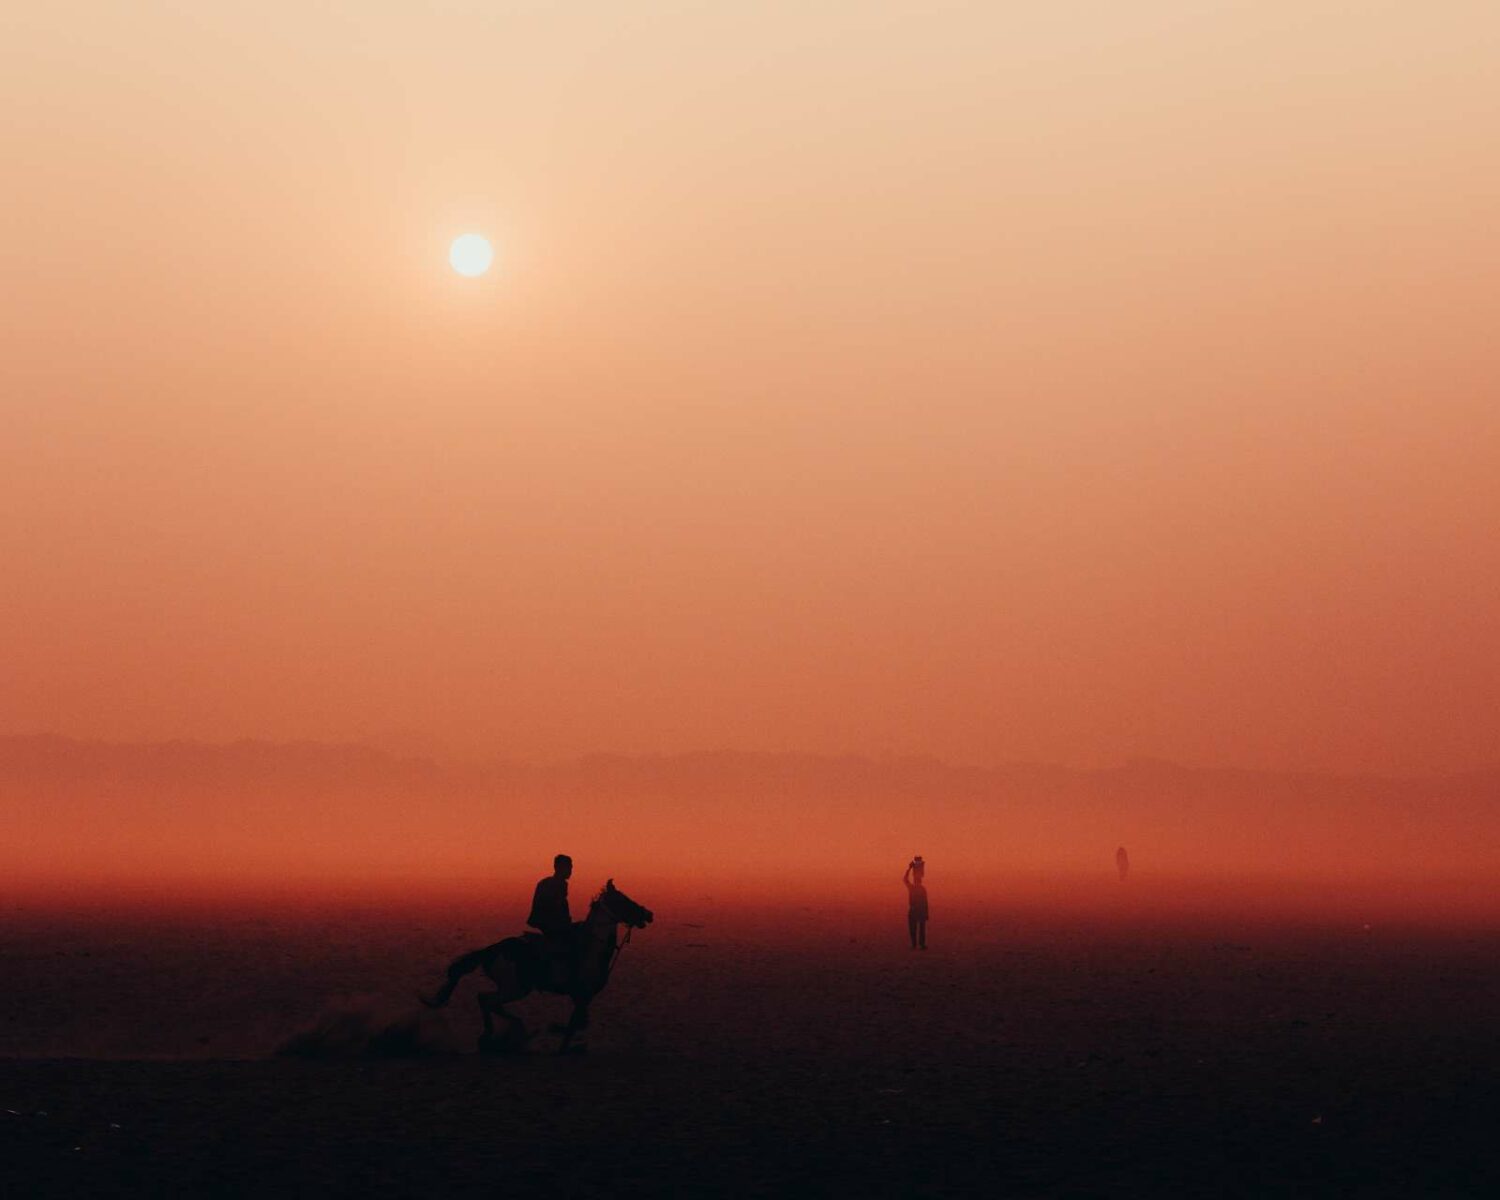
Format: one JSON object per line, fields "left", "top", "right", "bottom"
{"left": 528, "top": 874, "right": 571, "bottom": 939}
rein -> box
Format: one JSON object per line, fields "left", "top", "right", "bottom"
{"left": 607, "top": 921, "right": 634, "bottom": 976}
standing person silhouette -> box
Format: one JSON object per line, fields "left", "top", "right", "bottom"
{"left": 1116, "top": 845, "right": 1130, "bottom": 881}
{"left": 902, "top": 857, "right": 928, "bottom": 950}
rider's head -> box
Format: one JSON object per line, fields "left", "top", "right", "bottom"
{"left": 553, "top": 853, "right": 573, "bottom": 879}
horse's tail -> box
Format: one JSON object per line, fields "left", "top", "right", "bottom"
{"left": 420, "top": 945, "right": 492, "bottom": 1009}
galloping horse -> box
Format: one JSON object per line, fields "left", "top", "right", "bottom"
{"left": 421, "top": 879, "right": 653, "bottom": 1054}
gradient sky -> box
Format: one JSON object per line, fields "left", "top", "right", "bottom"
{"left": 3, "top": 2, "right": 1497, "bottom": 773}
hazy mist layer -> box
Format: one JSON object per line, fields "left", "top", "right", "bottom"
{"left": 4, "top": 737, "right": 1496, "bottom": 923}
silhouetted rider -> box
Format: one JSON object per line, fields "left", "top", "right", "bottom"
{"left": 528, "top": 854, "right": 574, "bottom": 986}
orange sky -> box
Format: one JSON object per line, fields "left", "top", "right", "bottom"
{"left": 3, "top": 2, "right": 1498, "bottom": 774}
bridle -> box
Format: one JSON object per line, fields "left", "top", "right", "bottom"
{"left": 593, "top": 891, "right": 644, "bottom": 976}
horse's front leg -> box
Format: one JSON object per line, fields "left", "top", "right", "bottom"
{"left": 556, "top": 998, "right": 591, "bottom": 1055}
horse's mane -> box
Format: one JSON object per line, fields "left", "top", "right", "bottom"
{"left": 585, "top": 881, "right": 615, "bottom": 920}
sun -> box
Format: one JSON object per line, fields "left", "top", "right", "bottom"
{"left": 448, "top": 233, "right": 494, "bottom": 278}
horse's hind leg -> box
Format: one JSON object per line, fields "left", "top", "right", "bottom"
{"left": 477, "top": 990, "right": 498, "bottom": 1038}
{"left": 477, "top": 992, "right": 528, "bottom": 1054}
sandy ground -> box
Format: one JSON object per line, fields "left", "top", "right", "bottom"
{"left": 2, "top": 902, "right": 1498, "bottom": 1196}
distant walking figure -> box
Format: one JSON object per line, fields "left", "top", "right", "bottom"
{"left": 1116, "top": 845, "right": 1130, "bottom": 881}
{"left": 903, "top": 857, "right": 928, "bottom": 950}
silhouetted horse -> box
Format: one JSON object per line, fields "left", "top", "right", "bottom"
{"left": 422, "top": 879, "right": 653, "bottom": 1054}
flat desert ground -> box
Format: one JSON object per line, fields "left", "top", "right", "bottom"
{"left": 3, "top": 894, "right": 1498, "bottom": 1197}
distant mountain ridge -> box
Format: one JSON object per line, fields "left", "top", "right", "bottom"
{"left": 2, "top": 732, "right": 1495, "bottom": 797}
{"left": 3, "top": 734, "right": 1497, "bottom": 887}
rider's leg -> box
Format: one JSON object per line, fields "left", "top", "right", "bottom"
{"left": 545, "top": 938, "right": 570, "bottom": 990}
{"left": 918, "top": 919, "right": 927, "bottom": 949}
{"left": 908, "top": 911, "right": 918, "bottom": 948}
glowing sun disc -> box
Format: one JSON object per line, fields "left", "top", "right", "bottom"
{"left": 449, "top": 233, "right": 494, "bottom": 277}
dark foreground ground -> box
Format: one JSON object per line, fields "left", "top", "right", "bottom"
{"left": 2, "top": 900, "right": 1498, "bottom": 1197}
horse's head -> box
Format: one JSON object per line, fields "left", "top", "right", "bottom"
{"left": 593, "top": 878, "right": 654, "bottom": 930}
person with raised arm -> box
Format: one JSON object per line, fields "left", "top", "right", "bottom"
{"left": 902, "top": 856, "right": 928, "bottom": 950}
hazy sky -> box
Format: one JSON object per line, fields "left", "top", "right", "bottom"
{"left": 3, "top": 2, "right": 1497, "bottom": 772}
